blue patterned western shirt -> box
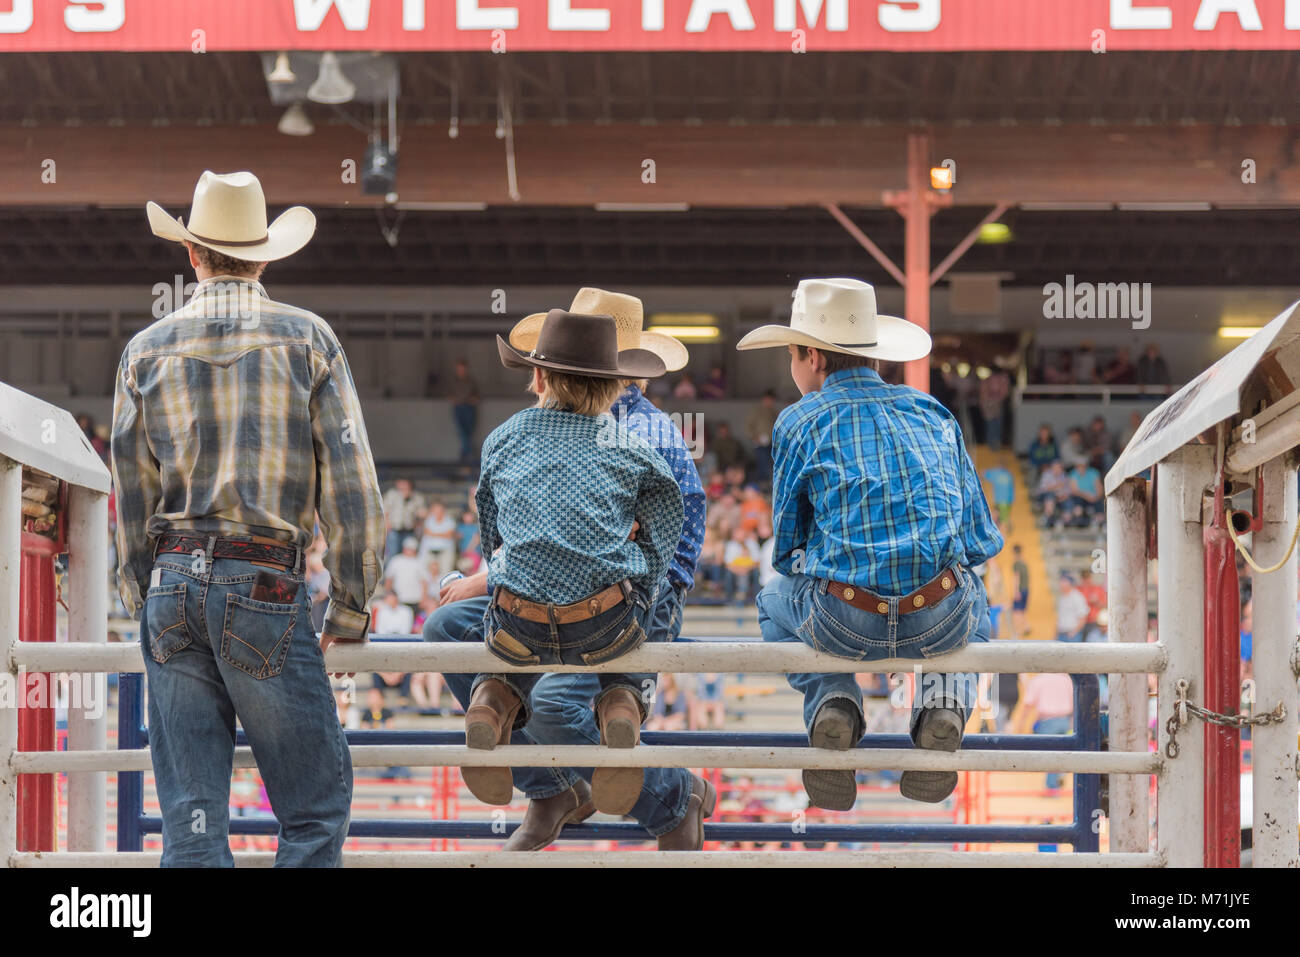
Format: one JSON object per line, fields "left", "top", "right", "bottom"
{"left": 607, "top": 385, "right": 705, "bottom": 592}
{"left": 770, "top": 367, "right": 1003, "bottom": 595}
{"left": 477, "top": 406, "right": 685, "bottom": 605}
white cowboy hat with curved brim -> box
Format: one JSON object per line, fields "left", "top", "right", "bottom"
{"left": 736, "top": 277, "right": 931, "bottom": 363}
{"left": 146, "top": 170, "right": 315, "bottom": 262}
{"left": 509, "top": 287, "right": 689, "bottom": 373}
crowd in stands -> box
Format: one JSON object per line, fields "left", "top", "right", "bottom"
{"left": 1025, "top": 412, "right": 1144, "bottom": 529}
{"left": 1031, "top": 343, "right": 1172, "bottom": 388}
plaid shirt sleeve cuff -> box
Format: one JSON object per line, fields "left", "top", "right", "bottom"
{"left": 323, "top": 602, "right": 371, "bottom": 642}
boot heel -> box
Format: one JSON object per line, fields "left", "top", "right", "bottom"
{"left": 467, "top": 720, "right": 500, "bottom": 751}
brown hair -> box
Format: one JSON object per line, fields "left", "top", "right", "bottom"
{"left": 795, "top": 344, "right": 879, "bottom": 376}
{"left": 530, "top": 368, "right": 622, "bottom": 417}
{"left": 186, "top": 242, "right": 267, "bottom": 279}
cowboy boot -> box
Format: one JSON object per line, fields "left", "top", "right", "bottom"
{"left": 900, "top": 707, "right": 963, "bottom": 803}
{"left": 462, "top": 678, "right": 521, "bottom": 806}
{"left": 591, "top": 686, "right": 644, "bottom": 815}
{"left": 802, "top": 699, "right": 861, "bottom": 812}
{"left": 656, "top": 774, "right": 718, "bottom": 851}
{"left": 502, "top": 781, "right": 596, "bottom": 851}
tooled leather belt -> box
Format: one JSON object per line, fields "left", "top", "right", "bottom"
{"left": 826, "top": 567, "right": 960, "bottom": 616}
{"left": 494, "top": 580, "right": 632, "bottom": 625}
{"left": 154, "top": 533, "right": 300, "bottom": 571}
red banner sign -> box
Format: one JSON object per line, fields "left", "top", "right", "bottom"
{"left": 3, "top": 0, "right": 1300, "bottom": 52}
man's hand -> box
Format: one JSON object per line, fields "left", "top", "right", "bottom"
{"left": 440, "top": 569, "right": 489, "bottom": 605}
{"left": 319, "top": 631, "right": 359, "bottom": 679}
{"left": 628, "top": 520, "right": 640, "bottom": 541}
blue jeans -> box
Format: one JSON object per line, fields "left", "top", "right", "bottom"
{"left": 423, "top": 580, "right": 692, "bottom": 836}
{"left": 756, "top": 567, "right": 989, "bottom": 743}
{"left": 140, "top": 554, "right": 352, "bottom": 867}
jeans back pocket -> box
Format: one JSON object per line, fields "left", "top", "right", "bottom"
{"left": 221, "top": 593, "right": 296, "bottom": 679}
{"left": 146, "top": 582, "right": 191, "bottom": 664}
{"left": 486, "top": 625, "right": 542, "bottom": 666}
{"left": 580, "top": 616, "right": 649, "bottom": 666}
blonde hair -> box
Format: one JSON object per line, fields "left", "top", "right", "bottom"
{"left": 529, "top": 367, "right": 622, "bottom": 417}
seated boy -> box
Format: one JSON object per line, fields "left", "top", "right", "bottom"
{"left": 451, "top": 309, "right": 685, "bottom": 815}
{"left": 737, "top": 277, "right": 1003, "bottom": 811}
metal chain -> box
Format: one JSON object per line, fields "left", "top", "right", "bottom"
{"left": 1165, "top": 678, "right": 1288, "bottom": 759}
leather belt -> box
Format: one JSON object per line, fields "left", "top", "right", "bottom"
{"left": 494, "top": 580, "right": 631, "bottom": 625}
{"left": 826, "top": 567, "right": 960, "bottom": 616}
{"left": 154, "top": 533, "right": 300, "bottom": 572}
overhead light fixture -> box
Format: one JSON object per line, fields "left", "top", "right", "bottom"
{"left": 277, "top": 103, "right": 314, "bottom": 137}
{"left": 595, "top": 203, "right": 691, "bottom": 212}
{"left": 362, "top": 139, "right": 398, "bottom": 196}
{"left": 647, "top": 325, "right": 721, "bottom": 342}
{"left": 977, "top": 222, "right": 1013, "bottom": 244}
{"left": 308, "top": 52, "right": 355, "bottom": 105}
{"left": 929, "top": 165, "right": 954, "bottom": 191}
{"left": 268, "top": 52, "right": 296, "bottom": 85}
{"left": 1219, "top": 326, "right": 1262, "bottom": 339}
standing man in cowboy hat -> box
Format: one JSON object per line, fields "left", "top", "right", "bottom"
{"left": 427, "top": 291, "right": 717, "bottom": 849}
{"left": 112, "top": 170, "right": 385, "bottom": 866}
{"left": 736, "top": 277, "right": 1002, "bottom": 811}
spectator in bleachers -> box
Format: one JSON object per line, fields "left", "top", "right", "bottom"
{"left": 1064, "top": 459, "right": 1104, "bottom": 527}
{"left": 647, "top": 674, "right": 690, "bottom": 731}
{"left": 1060, "top": 427, "right": 1090, "bottom": 469}
{"left": 1014, "top": 671, "right": 1075, "bottom": 791}
{"left": 1076, "top": 569, "right": 1107, "bottom": 643}
{"left": 418, "top": 499, "right": 458, "bottom": 577}
{"left": 1034, "top": 461, "right": 1070, "bottom": 527}
{"left": 699, "top": 364, "right": 728, "bottom": 399}
{"left": 1042, "top": 352, "right": 1076, "bottom": 385}
{"left": 673, "top": 374, "right": 698, "bottom": 399}
{"left": 456, "top": 509, "right": 481, "bottom": 563}
{"left": 1027, "top": 424, "right": 1059, "bottom": 477}
{"left": 746, "top": 390, "right": 780, "bottom": 484}
{"left": 1085, "top": 415, "right": 1116, "bottom": 471}
{"left": 738, "top": 483, "right": 772, "bottom": 537}
{"left": 373, "top": 588, "right": 415, "bottom": 637}
{"left": 981, "top": 464, "right": 1015, "bottom": 528}
{"left": 382, "top": 478, "right": 425, "bottom": 562}
{"left": 979, "top": 366, "right": 1011, "bottom": 451}
{"left": 449, "top": 358, "right": 481, "bottom": 464}
{"left": 1118, "top": 410, "right": 1144, "bottom": 452}
{"left": 982, "top": 553, "right": 1008, "bottom": 640}
{"left": 1102, "top": 346, "right": 1137, "bottom": 385}
{"left": 1073, "top": 342, "right": 1099, "bottom": 384}
{"left": 1011, "top": 544, "right": 1031, "bottom": 637}
{"left": 692, "top": 674, "right": 726, "bottom": 729}
{"left": 1055, "top": 574, "right": 1091, "bottom": 643}
{"left": 723, "top": 525, "right": 761, "bottom": 603}
{"left": 710, "top": 420, "right": 748, "bottom": 475}
{"left": 384, "top": 537, "right": 429, "bottom": 615}
{"left": 1137, "top": 343, "right": 1171, "bottom": 388}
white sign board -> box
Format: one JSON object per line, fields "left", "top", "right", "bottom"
{"left": 1105, "top": 301, "right": 1300, "bottom": 496}
{"left": 0, "top": 379, "right": 111, "bottom": 493}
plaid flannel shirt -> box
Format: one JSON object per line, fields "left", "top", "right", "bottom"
{"left": 770, "top": 366, "right": 1003, "bottom": 595}
{"left": 111, "top": 275, "right": 385, "bottom": 640}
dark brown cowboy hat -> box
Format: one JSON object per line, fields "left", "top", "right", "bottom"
{"left": 496, "top": 309, "right": 666, "bottom": 380}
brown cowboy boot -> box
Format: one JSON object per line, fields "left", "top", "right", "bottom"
{"left": 502, "top": 781, "right": 596, "bottom": 851}
{"left": 656, "top": 774, "right": 717, "bottom": 850}
{"left": 462, "top": 678, "right": 522, "bottom": 806}
{"left": 591, "top": 686, "right": 644, "bottom": 815}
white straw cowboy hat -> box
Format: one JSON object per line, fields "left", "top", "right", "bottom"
{"left": 509, "top": 287, "right": 690, "bottom": 372}
{"left": 736, "top": 278, "right": 931, "bottom": 363}
{"left": 146, "top": 170, "right": 315, "bottom": 262}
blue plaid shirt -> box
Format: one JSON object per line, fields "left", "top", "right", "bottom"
{"left": 770, "top": 367, "right": 1003, "bottom": 595}
{"left": 608, "top": 385, "right": 705, "bottom": 592}
{"left": 477, "top": 407, "right": 684, "bottom": 605}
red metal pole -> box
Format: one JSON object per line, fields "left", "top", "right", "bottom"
{"left": 902, "top": 133, "right": 932, "bottom": 394}
{"left": 1203, "top": 484, "right": 1241, "bottom": 868}
{"left": 17, "top": 531, "right": 59, "bottom": 852}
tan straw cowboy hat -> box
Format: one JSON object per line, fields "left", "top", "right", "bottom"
{"left": 509, "top": 288, "right": 689, "bottom": 372}
{"left": 146, "top": 170, "right": 315, "bottom": 262}
{"left": 736, "top": 277, "right": 931, "bottom": 363}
